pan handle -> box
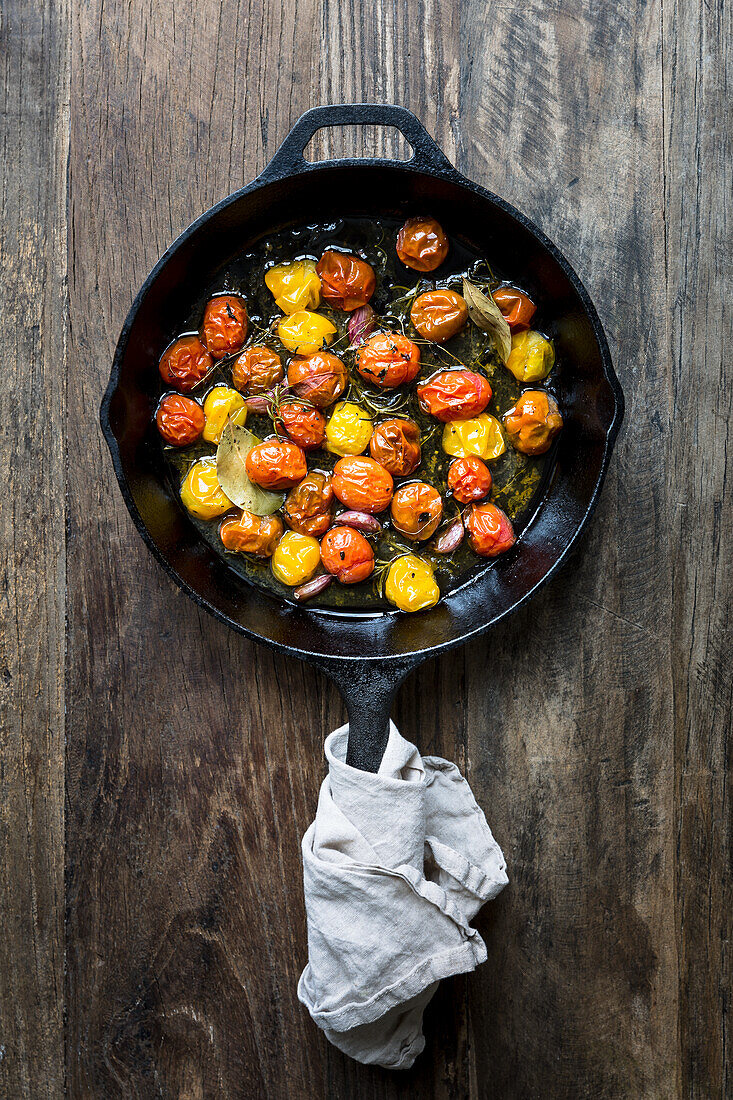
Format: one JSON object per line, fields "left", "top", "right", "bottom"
{"left": 312, "top": 654, "right": 420, "bottom": 773}
{"left": 257, "top": 103, "right": 455, "bottom": 183}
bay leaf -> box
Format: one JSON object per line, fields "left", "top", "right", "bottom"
{"left": 462, "top": 278, "right": 512, "bottom": 364}
{"left": 216, "top": 422, "right": 284, "bottom": 515}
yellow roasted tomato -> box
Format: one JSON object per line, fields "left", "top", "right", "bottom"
{"left": 277, "top": 311, "right": 337, "bottom": 355}
{"left": 325, "top": 402, "right": 373, "bottom": 456}
{"left": 271, "top": 531, "right": 321, "bottom": 586}
{"left": 442, "top": 413, "right": 506, "bottom": 461}
{"left": 385, "top": 554, "right": 440, "bottom": 613}
{"left": 202, "top": 385, "right": 247, "bottom": 444}
{"left": 265, "top": 260, "right": 321, "bottom": 314}
{"left": 180, "top": 457, "right": 232, "bottom": 519}
{"left": 505, "top": 330, "right": 555, "bottom": 382}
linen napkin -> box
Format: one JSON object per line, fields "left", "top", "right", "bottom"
{"left": 298, "top": 721, "right": 508, "bottom": 1070}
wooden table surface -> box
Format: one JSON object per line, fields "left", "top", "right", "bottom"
{"left": 2, "top": 0, "right": 730, "bottom": 1095}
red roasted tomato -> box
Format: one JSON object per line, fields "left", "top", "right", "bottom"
{"left": 277, "top": 400, "right": 326, "bottom": 450}
{"left": 283, "top": 472, "right": 334, "bottom": 537}
{"left": 159, "top": 335, "right": 213, "bottom": 392}
{"left": 232, "top": 345, "right": 284, "bottom": 394}
{"left": 447, "top": 456, "right": 493, "bottom": 504}
{"left": 417, "top": 370, "right": 492, "bottom": 421}
{"left": 492, "top": 286, "right": 536, "bottom": 333}
{"left": 331, "top": 456, "right": 394, "bottom": 514}
{"left": 410, "top": 289, "right": 468, "bottom": 342}
{"left": 202, "top": 295, "right": 248, "bottom": 359}
{"left": 390, "top": 482, "right": 443, "bottom": 541}
{"left": 503, "top": 390, "right": 563, "bottom": 455}
{"left": 287, "top": 351, "right": 349, "bottom": 408}
{"left": 356, "top": 332, "right": 421, "bottom": 388}
{"left": 155, "top": 393, "right": 206, "bottom": 446}
{"left": 244, "top": 439, "right": 307, "bottom": 491}
{"left": 396, "top": 216, "right": 449, "bottom": 272}
{"left": 465, "top": 503, "right": 516, "bottom": 557}
{"left": 316, "top": 251, "right": 376, "bottom": 311}
{"left": 320, "top": 526, "right": 375, "bottom": 584}
{"left": 219, "top": 511, "right": 283, "bottom": 557}
{"left": 369, "top": 418, "right": 421, "bottom": 476}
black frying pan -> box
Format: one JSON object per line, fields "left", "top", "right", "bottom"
{"left": 100, "top": 104, "right": 623, "bottom": 772}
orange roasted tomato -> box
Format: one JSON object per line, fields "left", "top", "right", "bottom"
{"left": 390, "top": 482, "right": 443, "bottom": 541}
{"left": 493, "top": 286, "right": 536, "bottom": 334}
{"left": 396, "top": 216, "right": 449, "bottom": 272}
{"left": 277, "top": 400, "right": 326, "bottom": 450}
{"left": 320, "top": 526, "right": 375, "bottom": 584}
{"left": 410, "top": 289, "right": 468, "bottom": 343}
{"left": 417, "top": 370, "right": 492, "bottom": 422}
{"left": 283, "top": 472, "right": 334, "bottom": 537}
{"left": 219, "top": 510, "right": 283, "bottom": 557}
{"left": 287, "top": 351, "right": 349, "bottom": 408}
{"left": 316, "top": 250, "right": 376, "bottom": 312}
{"left": 465, "top": 503, "right": 516, "bottom": 557}
{"left": 356, "top": 332, "right": 421, "bottom": 388}
{"left": 369, "top": 418, "right": 421, "bottom": 476}
{"left": 331, "top": 456, "right": 394, "bottom": 514}
{"left": 447, "top": 456, "right": 492, "bottom": 504}
{"left": 202, "top": 295, "right": 248, "bottom": 359}
{"left": 503, "top": 390, "right": 563, "bottom": 456}
{"left": 244, "top": 439, "right": 307, "bottom": 491}
{"left": 159, "top": 335, "right": 213, "bottom": 391}
{"left": 155, "top": 394, "right": 205, "bottom": 446}
{"left": 232, "top": 345, "right": 284, "bottom": 394}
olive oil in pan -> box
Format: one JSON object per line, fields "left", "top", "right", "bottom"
{"left": 161, "top": 217, "right": 557, "bottom": 613}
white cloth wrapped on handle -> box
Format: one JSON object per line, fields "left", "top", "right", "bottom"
{"left": 298, "top": 721, "right": 508, "bottom": 1070}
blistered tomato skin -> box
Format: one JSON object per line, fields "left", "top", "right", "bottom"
{"left": 271, "top": 531, "right": 321, "bottom": 586}
{"left": 265, "top": 260, "right": 321, "bottom": 314}
{"left": 410, "top": 290, "right": 468, "bottom": 342}
{"left": 244, "top": 439, "right": 307, "bottom": 491}
{"left": 219, "top": 510, "right": 283, "bottom": 557}
{"left": 232, "top": 345, "right": 284, "bottom": 394}
{"left": 504, "top": 390, "right": 563, "bottom": 455}
{"left": 320, "top": 526, "right": 375, "bottom": 584}
{"left": 417, "top": 370, "right": 492, "bottom": 422}
{"left": 202, "top": 386, "right": 247, "bottom": 444}
{"left": 390, "top": 482, "right": 443, "bottom": 541}
{"left": 385, "top": 554, "right": 440, "bottom": 612}
{"left": 369, "top": 418, "right": 421, "bottom": 476}
{"left": 356, "top": 332, "right": 421, "bottom": 388}
{"left": 180, "top": 458, "right": 232, "bottom": 520}
{"left": 506, "top": 330, "right": 555, "bottom": 382}
{"left": 277, "top": 311, "right": 337, "bottom": 355}
{"left": 159, "top": 335, "right": 213, "bottom": 392}
{"left": 283, "top": 472, "right": 334, "bottom": 537}
{"left": 325, "top": 402, "right": 373, "bottom": 456}
{"left": 288, "top": 351, "right": 349, "bottom": 408}
{"left": 316, "top": 251, "right": 376, "bottom": 311}
{"left": 156, "top": 394, "right": 206, "bottom": 446}
{"left": 202, "top": 296, "right": 248, "bottom": 359}
{"left": 332, "top": 456, "right": 394, "bottom": 514}
{"left": 465, "top": 503, "right": 516, "bottom": 557}
{"left": 492, "top": 286, "right": 536, "bottom": 333}
{"left": 278, "top": 400, "right": 326, "bottom": 450}
{"left": 396, "top": 216, "right": 449, "bottom": 272}
{"left": 442, "top": 414, "right": 506, "bottom": 461}
{"left": 447, "top": 456, "right": 492, "bottom": 503}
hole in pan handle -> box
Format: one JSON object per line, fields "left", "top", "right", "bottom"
{"left": 256, "top": 103, "right": 456, "bottom": 184}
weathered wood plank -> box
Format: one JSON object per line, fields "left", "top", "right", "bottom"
{"left": 0, "top": 1, "right": 68, "bottom": 1096}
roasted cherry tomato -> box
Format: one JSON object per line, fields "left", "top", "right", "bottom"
{"left": 396, "top": 216, "right": 449, "bottom": 272}
{"left": 442, "top": 414, "right": 506, "bottom": 460}
{"left": 219, "top": 510, "right": 283, "bottom": 557}
{"left": 369, "top": 418, "right": 421, "bottom": 476}
{"left": 245, "top": 439, "right": 307, "bottom": 491}
{"left": 202, "top": 385, "right": 247, "bottom": 444}
{"left": 287, "top": 351, "right": 348, "bottom": 408}
{"left": 503, "top": 390, "right": 563, "bottom": 455}
{"left": 180, "top": 458, "right": 232, "bottom": 520}
{"left": 356, "top": 332, "right": 421, "bottom": 388}
{"left": 417, "top": 370, "right": 492, "bottom": 422}
{"left": 447, "top": 456, "right": 492, "bottom": 503}
{"left": 232, "top": 345, "right": 284, "bottom": 394}
{"left": 265, "top": 260, "right": 321, "bottom": 314}
{"left": 385, "top": 554, "right": 440, "bottom": 612}
{"left": 202, "top": 295, "right": 248, "bottom": 359}
{"left": 390, "top": 482, "right": 443, "bottom": 541}
{"left": 331, "top": 456, "right": 394, "bottom": 514}
{"left": 271, "top": 531, "right": 321, "bottom": 586}
{"left": 277, "top": 400, "right": 326, "bottom": 450}
{"left": 410, "top": 289, "right": 468, "bottom": 342}
{"left": 283, "top": 472, "right": 334, "bottom": 537}
{"left": 505, "top": 330, "right": 555, "bottom": 382}
{"left": 156, "top": 393, "right": 205, "bottom": 446}
{"left": 321, "top": 526, "right": 375, "bottom": 584}
{"left": 316, "top": 251, "right": 376, "bottom": 312}
{"left": 277, "top": 311, "right": 337, "bottom": 354}
{"left": 492, "top": 286, "right": 536, "bottom": 333}
{"left": 325, "top": 402, "right": 373, "bottom": 456}
{"left": 465, "top": 503, "right": 516, "bottom": 557}
{"left": 159, "top": 335, "right": 213, "bottom": 392}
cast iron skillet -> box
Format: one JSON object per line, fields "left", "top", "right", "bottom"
{"left": 101, "top": 104, "right": 623, "bottom": 772}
